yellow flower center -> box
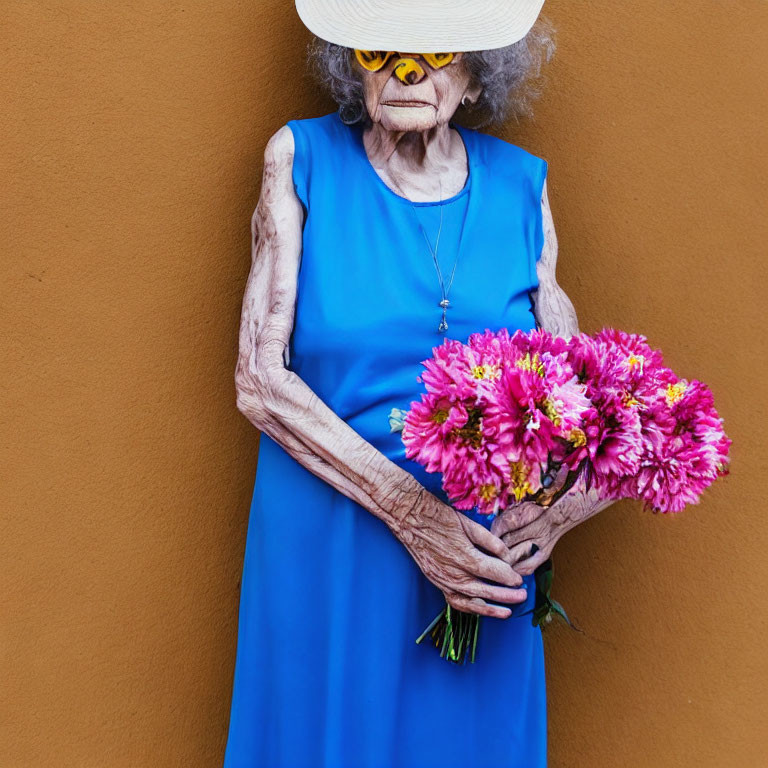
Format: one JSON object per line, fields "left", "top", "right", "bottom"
{"left": 538, "top": 396, "right": 562, "bottom": 426}
{"left": 568, "top": 427, "right": 587, "bottom": 447}
{"left": 450, "top": 407, "right": 483, "bottom": 448}
{"left": 471, "top": 363, "right": 501, "bottom": 380}
{"left": 516, "top": 352, "right": 546, "bottom": 377}
{"left": 665, "top": 381, "right": 688, "bottom": 405}
{"left": 432, "top": 408, "right": 449, "bottom": 424}
{"left": 479, "top": 484, "right": 498, "bottom": 501}
{"left": 627, "top": 354, "right": 646, "bottom": 374}
{"left": 508, "top": 460, "right": 532, "bottom": 501}
{"left": 621, "top": 391, "right": 640, "bottom": 408}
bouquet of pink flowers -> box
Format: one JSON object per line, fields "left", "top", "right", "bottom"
{"left": 388, "top": 327, "right": 731, "bottom": 664}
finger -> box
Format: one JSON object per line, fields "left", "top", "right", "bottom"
{"left": 515, "top": 546, "right": 551, "bottom": 576}
{"left": 446, "top": 592, "right": 512, "bottom": 620}
{"left": 506, "top": 540, "right": 537, "bottom": 567}
{"left": 470, "top": 552, "right": 524, "bottom": 588}
{"left": 461, "top": 579, "right": 528, "bottom": 606}
{"left": 493, "top": 502, "right": 545, "bottom": 538}
{"left": 501, "top": 517, "right": 547, "bottom": 549}
{"left": 462, "top": 516, "right": 515, "bottom": 565}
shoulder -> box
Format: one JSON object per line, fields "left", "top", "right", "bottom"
{"left": 286, "top": 111, "right": 340, "bottom": 130}
{"left": 260, "top": 126, "right": 300, "bottom": 208}
{"left": 462, "top": 125, "right": 547, "bottom": 179}
{"left": 263, "top": 109, "right": 341, "bottom": 169}
{"left": 264, "top": 124, "right": 295, "bottom": 166}
{"left": 466, "top": 126, "right": 544, "bottom": 160}
{"left": 285, "top": 111, "right": 347, "bottom": 149}
{"left": 254, "top": 126, "right": 304, "bottom": 232}
{"left": 267, "top": 112, "right": 343, "bottom": 210}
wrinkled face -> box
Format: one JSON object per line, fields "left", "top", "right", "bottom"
{"left": 353, "top": 50, "right": 481, "bottom": 132}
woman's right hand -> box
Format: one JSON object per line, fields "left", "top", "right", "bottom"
{"left": 391, "top": 489, "right": 528, "bottom": 619}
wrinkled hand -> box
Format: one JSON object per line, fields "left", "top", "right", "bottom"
{"left": 392, "top": 489, "right": 528, "bottom": 619}
{"left": 490, "top": 487, "right": 615, "bottom": 576}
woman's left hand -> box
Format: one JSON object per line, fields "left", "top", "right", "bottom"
{"left": 490, "top": 488, "right": 615, "bottom": 576}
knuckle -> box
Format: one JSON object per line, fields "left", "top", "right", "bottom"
{"left": 455, "top": 513, "right": 472, "bottom": 536}
{"left": 483, "top": 534, "right": 504, "bottom": 556}
{"left": 460, "top": 580, "right": 485, "bottom": 599}
{"left": 466, "top": 549, "right": 484, "bottom": 571}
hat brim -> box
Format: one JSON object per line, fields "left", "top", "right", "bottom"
{"left": 295, "top": 0, "right": 546, "bottom": 53}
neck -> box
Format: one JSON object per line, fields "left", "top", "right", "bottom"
{"left": 364, "top": 122, "right": 453, "bottom": 173}
{"left": 361, "top": 120, "right": 467, "bottom": 202}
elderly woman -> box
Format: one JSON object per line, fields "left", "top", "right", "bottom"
{"left": 225, "top": 1, "right": 612, "bottom": 766}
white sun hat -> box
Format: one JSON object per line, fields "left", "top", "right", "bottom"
{"left": 294, "top": 0, "right": 547, "bottom": 53}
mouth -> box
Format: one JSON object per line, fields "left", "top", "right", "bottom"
{"left": 381, "top": 100, "right": 435, "bottom": 108}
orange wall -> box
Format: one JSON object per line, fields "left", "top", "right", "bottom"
{"left": 2, "top": 2, "right": 766, "bottom": 766}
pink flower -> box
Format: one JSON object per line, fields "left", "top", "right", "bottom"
{"left": 621, "top": 377, "right": 732, "bottom": 512}
{"left": 417, "top": 337, "right": 479, "bottom": 401}
{"left": 395, "top": 326, "right": 730, "bottom": 518}
{"left": 566, "top": 332, "right": 646, "bottom": 489}
{"left": 402, "top": 394, "right": 476, "bottom": 474}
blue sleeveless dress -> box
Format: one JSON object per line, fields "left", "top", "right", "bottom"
{"left": 224, "top": 111, "right": 549, "bottom": 768}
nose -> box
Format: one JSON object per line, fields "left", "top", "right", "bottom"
{"left": 393, "top": 56, "right": 426, "bottom": 85}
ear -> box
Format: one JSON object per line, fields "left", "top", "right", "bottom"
{"left": 461, "top": 81, "right": 483, "bottom": 106}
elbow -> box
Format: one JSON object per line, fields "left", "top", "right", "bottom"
{"left": 235, "top": 373, "right": 272, "bottom": 429}
{"left": 235, "top": 384, "right": 269, "bottom": 428}
{"left": 234, "top": 352, "right": 288, "bottom": 428}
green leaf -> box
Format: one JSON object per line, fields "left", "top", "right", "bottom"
{"left": 550, "top": 599, "right": 572, "bottom": 626}
{"left": 531, "top": 556, "right": 578, "bottom": 632}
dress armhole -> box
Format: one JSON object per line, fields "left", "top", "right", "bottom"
{"left": 285, "top": 120, "right": 309, "bottom": 215}
{"left": 530, "top": 157, "right": 549, "bottom": 286}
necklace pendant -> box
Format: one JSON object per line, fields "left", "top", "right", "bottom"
{"left": 437, "top": 298, "right": 450, "bottom": 332}
{"left": 438, "top": 306, "right": 449, "bottom": 332}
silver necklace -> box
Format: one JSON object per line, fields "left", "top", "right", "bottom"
{"left": 391, "top": 175, "right": 461, "bottom": 333}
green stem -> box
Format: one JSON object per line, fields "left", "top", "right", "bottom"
{"left": 415, "top": 606, "right": 447, "bottom": 645}
{"left": 470, "top": 613, "right": 480, "bottom": 663}
{"left": 415, "top": 602, "right": 484, "bottom": 664}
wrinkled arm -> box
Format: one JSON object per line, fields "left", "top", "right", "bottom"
{"left": 234, "top": 125, "right": 424, "bottom": 536}
{"left": 531, "top": 178, "right": 580, "bottom": 339}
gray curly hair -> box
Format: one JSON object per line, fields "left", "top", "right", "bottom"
{"left": 306, "top": 16, "right": 556, "bottom": 128}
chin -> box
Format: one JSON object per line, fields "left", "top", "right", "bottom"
{"left": 379, "top": 104, "right": 439, "bottom": 133}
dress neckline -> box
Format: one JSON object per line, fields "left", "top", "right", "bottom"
{"left": 345, "top": 113, "right": 473, "bottom": 207}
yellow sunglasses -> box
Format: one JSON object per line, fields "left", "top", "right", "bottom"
{"left": 353, "top": 50, "right": 456, "bottom": 72}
